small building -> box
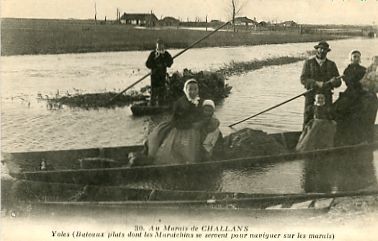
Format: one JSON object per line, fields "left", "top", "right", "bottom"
{"left": 258, "top": 21, "right": 268, "bottom": 27}
{"left": 158, "top": 16, "right": 180, "bottom": 26}
{"left": 120, "top": 13, "right": 158, "bottom": 27}
{"left": 209, "top": 19, "right": 225, "bottom": 28}
{"left": 210, "top": 20, "right": 223, "bottom": 24}
{"left": 234, "top": 17, "right": 258, "bottom": 26}
{"left": 279, "top": 20, "right": 298, "bottom": 27}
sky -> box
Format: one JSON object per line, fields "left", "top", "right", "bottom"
{"left": 1, "top": 0, "right": 378, "bottom": 25}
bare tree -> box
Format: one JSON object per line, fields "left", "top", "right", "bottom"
{"left": 226, "top": 0, "right": 248, "bottom": 32}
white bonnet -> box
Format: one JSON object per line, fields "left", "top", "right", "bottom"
{"left": 202, "top": 99, "right": 215, "bottom": 109}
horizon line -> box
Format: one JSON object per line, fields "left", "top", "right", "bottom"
{"left": 2, "top": 17, "right": 376, "bottom": 27}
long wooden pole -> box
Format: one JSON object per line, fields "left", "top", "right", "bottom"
{"left": 108, "top": 21, "right": 230, "bottom": 104}
{"left": 229, "top": 89, "right": 312, "bottom": 128}
{"left": 229, "top": 75, "right": 344, "bottom": 128}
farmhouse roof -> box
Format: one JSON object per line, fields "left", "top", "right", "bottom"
{"left": 258, "top": 21, "right": 268, "bottom": 25}
{"left": 279, "top": 20, "right": 297, "bottom": 25}
{"left": 235, "top": 16, "right": 258, "bottom": 24}
{"left": 120, "top": 13, "right": 158, "bottom": 21}
{"left": 162, "top": 16, "right": 179, "bottom": 21}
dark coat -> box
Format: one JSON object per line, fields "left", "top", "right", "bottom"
{"left": 171, "top": 96, "right": 203, "bottom": 129}
{"left": 300, "top": 57, "right": 341, "bottom": 93}
{"left": 333, "top": 64, "right": 377, "bottom": 145}
{"left": 343, "top": 63, "right": 366, "bottom": 91}
{"left": 146, "top": 50, "right": 173, "bottom": 87}
{"left": 300, "top": 57, "right": 340, "bottom": 126}
{"left": 333, "top": 89, "right": 377, "bottom": 145}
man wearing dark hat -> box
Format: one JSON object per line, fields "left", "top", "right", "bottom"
{"left": 300, "top": 40, "right": 341, "bottom": 126}
{"left": 146, "top": 39, "right": 174, "bottom": 106}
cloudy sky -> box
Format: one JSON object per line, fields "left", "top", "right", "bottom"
{"left": 1, "top": 0, "right": 377, "bottom": 25}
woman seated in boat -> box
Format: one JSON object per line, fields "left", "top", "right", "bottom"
{"left": 147, "top": 79, "right": 208, "bottom": 164}
{"left": 296, "top": 94, "right": 336, "bottom": 152}
{"left": 333, "top": 50, "right": 378, "bottom": 146}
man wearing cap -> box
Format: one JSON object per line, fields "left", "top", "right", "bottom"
{"left": 300, "top": 40, "right": 341, "bottom": 127}
{"left": 146, "top": 39, "right": 174, "bottom": 106}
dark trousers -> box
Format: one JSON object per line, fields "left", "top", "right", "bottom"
{"left": 150, "top": 85, "right": 166, "bottom": 106}
{"left": 303, "top": 92, "right": 333, "bottom": 128}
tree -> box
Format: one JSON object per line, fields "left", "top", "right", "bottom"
{"left": 226, "top": 0, "right": 248, "bottom": 32}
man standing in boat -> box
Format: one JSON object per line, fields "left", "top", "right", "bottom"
{"left": 300, "top": 41, "right": 341, "bottom": 127}
{"left": 146, "top": 39, "right": 174, "bottom": 106}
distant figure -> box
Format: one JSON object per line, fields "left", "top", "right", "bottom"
{"left": 333, "top": 50, "right": 378, "bottom": 145}
{"left": 146, "top": 39, "right": 173, "bottom": 106}
{"left": 296, "top": 94, "right": 336, "bottom": 152}
{"left": 300, "top": 41, "right": 341, "bottom": 127}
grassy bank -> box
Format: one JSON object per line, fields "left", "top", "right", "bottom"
{"left": 217, "top": 55, "right": 310, "bottom": 76}
{"left": 1, "top": 18, "right": 346, "bottom": 56}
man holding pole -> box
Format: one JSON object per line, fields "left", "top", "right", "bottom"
{"left": 146, "top": 39, "right": 173, "bottom": 106}
{"left": 300, "top": 41, "right": 341, "bottom": 127}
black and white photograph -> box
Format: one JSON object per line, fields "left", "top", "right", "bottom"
{"left": 1, "top": 0, "right": 378, "bottom": 240}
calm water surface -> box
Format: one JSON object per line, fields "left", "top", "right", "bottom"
{"left": 1, "top": 38, "right": 378, "bottom": 193}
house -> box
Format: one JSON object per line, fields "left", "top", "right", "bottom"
{"left": 279, "top": 20, "right": 298, "bottom": 27}
{"left": 209, "top": 19, "right": 225, "bottom": 27}
{"left": 158, "top": 16, "right": 180, "bottom": 26}
{"left": 258, "top": 21, "right": 269, "bottom": 27}
{"left": 234, "top": 17, "right": 258, "bottom": 26}
{"left": 120, "top": 13, "right": 158, "bottom": 27}
{"left": 210, "top": 20, "right": 224, "bottom": 24}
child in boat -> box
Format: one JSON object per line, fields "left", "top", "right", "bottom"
{"left": 296, "top": 94, "right": 336, "bottom": 152}
{"left": 200, "top": 100, "right": 223, "bottom": 160}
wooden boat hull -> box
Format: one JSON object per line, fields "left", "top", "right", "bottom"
{"left": 3, "top": 126, "right": 378, "bottom": 186}
{"left": 4, "top": 178, "right": 377, "bottom": 215}
{"left": 1, "top": 130, "right": 303, "bottom": 175}
{"left": 10, "top": 142, "right": 378, "bottom": 186}
{"left": 1, "top": 179, "right": 288, "bottom": 203}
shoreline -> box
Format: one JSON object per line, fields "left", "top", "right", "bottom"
{"left": 1, "top": 18, "right": 351, "bottom": 56}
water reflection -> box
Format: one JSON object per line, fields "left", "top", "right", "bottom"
{"left": 118, "top": 149, "right": 378, "bottom": 194}
{"left": 123, "top": 167, "right": 223, "bottom": 191}
{"left": 219, "top": 161, "right": 303, "bottom": 194}
{"left": 302, "top": 149, "right": 378, "bottom": 193}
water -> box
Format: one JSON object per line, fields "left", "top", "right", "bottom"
{"left": 1, "top": 37, "right": 378, "bottom": 194}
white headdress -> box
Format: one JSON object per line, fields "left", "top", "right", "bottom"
{"left": 202, "top": 99, "right": 215, "bottom": 109}
{"left": 183, "top": 79, "right": 200, "bottom": 106}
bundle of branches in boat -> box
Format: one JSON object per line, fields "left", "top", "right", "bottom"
{"left": 165, "top": 68, "right": 232, "bottom": 103}
{"left": 42, "top": 68, "right": 232, "bottom": 109}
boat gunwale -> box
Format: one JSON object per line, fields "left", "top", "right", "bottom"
{"left": 1, "top": 144, "right": 144, "bottom": 156}
{"left": 17, "top": 141, "right": 377, "bottom": 175}
{"left": 30, "top": 189, "right": 378, "bottom": 206}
